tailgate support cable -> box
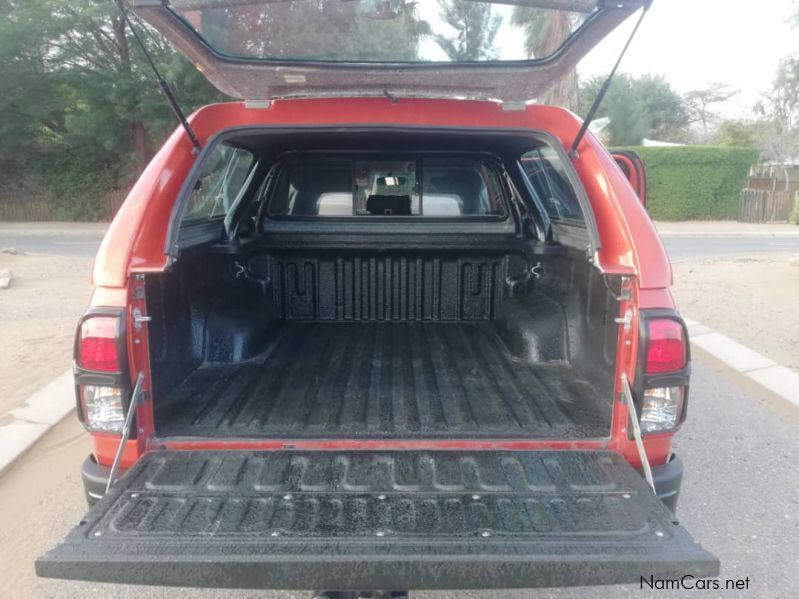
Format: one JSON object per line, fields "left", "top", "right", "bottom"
{"left": 568, "top": 1, "right": 651, "bottom": 159}
{"left": 105, "top": 372, "right": 146, "bottom": 494}
{"left": 113, "top": 0, "right": 203, "bottom": 154}
{"left": 620, "top": 373, "right": 656, "bottom": 493}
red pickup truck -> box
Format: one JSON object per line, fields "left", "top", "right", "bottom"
{"left": 37, "top": 0, "right": 718, "bottom": 593}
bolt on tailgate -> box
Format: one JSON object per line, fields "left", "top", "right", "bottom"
{"left": 37, "top": 450, "right": 718, "bottom": 590}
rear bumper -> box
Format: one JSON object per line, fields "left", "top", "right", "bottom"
{"left": 81, "top": 455, "right": 116, "bottom": 506}
{"left": 650, "top": 454, "right": 684, "bottom": 513}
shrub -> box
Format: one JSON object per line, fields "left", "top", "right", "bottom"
{"left": 614, "top": 146, "right": 759, "bottom": 220}
{"left": 32, "top": 147, "right": 122, "bottom": 221}
{"left": 790, "top": 195, "right": 799, "bottom": 225}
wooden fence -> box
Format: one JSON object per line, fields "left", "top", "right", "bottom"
{"left": 0, "top": 200, "right": 55, "bottom": 221}
{"left": 0, "top": 190, "right": 127, "bottom": 222}
{"left": 738, "top": 188, "right": 797, "bottom": 223}
{"left": 102, "top": 190, "right": 127, "bottom": 220}
{"left": 745, "top": 176, "right": 799, "bottom": 196}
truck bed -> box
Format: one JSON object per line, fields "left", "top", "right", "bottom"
{"left": 155, "top": 322, "right": 609, "bottom": 439}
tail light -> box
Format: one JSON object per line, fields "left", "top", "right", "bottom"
{"left": 78, "top": 317, "right": 120, "bottom": 372}
{"left": 635, "top": 313, "right": 690, "bottom": 435}
{"left": 645, "top": 319, "right": 686, "bottom": 373}
{"left": 80, "top": 385, "right": 126, "bottom": 433}
{"left": 640, "top": 386, "right": 684, "bottom": 434}
{"left": 74, "top": 311, "right": 130, "bottom": 434}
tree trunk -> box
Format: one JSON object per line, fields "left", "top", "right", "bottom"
{"left": 113, "top": 14, "right": 151, "bottom": 168}
{"left": 535, "top": 12, "right": 578, "bottom": 112}
{"left": 132, "top": 120, "right": 151, "bottom": 167}
{"left": 544, "top": 70, "right": 579, "bottom": 113}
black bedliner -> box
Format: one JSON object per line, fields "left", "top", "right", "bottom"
{"left": 36, "top": 449, "right": 719, "bottom": 589}
{"left": 155, "top": 321, "right": 609, "bottom": 439}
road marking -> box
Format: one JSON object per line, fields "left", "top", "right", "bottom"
{"left": 0, "top": 421, "right": 50, "bottom": 474}
{"left": 53, "top": 241, "right": 100, "bottom": 245}
{"left": 686, "top": 320, "right": 799, "bottom": 412}
{"left": 767, "top": 243, "right": 799, "bottom": 246}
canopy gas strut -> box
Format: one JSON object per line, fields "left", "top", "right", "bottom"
{"left": 105, "top": 372, "right": 145, "bottom": 494}
{"left": 620, "top": 373, "right": 655, "bottom": 492}
{"left": 569, "top": 1, "right": 651, "bottom": 159}
{"left": 113, "top": 0, "right": 203, "bottom": 154}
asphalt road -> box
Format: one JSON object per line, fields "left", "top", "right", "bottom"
{"left": 0, "top": 226, "right": 105, "bottom": 257}
{"left": 2, "top": 226, "right": 799, "bottom": 260}
{"left": 2, "top": 359, "right": 796, "bottom": 598}
{"left": 663, "top": 233, "right": 799, "bottom": 262}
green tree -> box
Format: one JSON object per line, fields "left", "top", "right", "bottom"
{"left": 602, "top": 77, "right": 649, "bottom": 146}
{"left": 0, "top": 0, "right": 66, "bottom": 167}
{"left": 434, "top": 0, "right": 501, "bottom": 61}
{"left": 714, "top": 119, "right": 769, "bottom": 148}
{"left": 754, "top": 57, "right": 799, "bottom": 190}
{"left": 579, "top": 74, "right": 690, "bottom": 145}
{"left": 0, "top": 0, "right": 221, "bottom": 218}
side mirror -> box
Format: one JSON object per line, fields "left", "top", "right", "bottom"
{"left": 611, "top": 151, "right": 647, "bottom": 207}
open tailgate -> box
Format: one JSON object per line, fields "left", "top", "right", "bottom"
{"left": 37, "top": 450, "right": 718, "bottom": 590}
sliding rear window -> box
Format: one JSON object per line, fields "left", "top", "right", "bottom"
{"left": 520, "top": 146, "right": 585, "bottom": 225}
{"left": 182, "top": 142, "right": 255, "bottom": 221}
{"left": 268, "top": 157, "right": 507, "bottom": 218}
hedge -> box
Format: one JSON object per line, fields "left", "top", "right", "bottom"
{"left": 614, "top": 146, "right": 759, "bottom": 220}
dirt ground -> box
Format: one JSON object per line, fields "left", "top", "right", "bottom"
{"left": 671, "top": 254, "right": 799, "bottom": 372}
{"left": 0, "top": 252, "right": 94, "bottom": 417}
{"left": 0, "top": 417, "right": 91, "bottom": 596}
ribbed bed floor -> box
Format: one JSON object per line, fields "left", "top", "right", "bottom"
{"left": 155, "top": 322, "right": 610, "bottom": 439}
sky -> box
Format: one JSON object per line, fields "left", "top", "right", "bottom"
{"left": 577, "top": 0, "right": 799, "bottom": 119}
{"left": 415, "top": 1, "right": 798, "bottom": 119}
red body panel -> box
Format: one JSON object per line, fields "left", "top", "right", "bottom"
{"left": 86, "top": 97, "right": 676, "bottom": 469}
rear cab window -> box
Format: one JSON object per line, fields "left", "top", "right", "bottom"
{"left": 268, "top": 156, "right": 507, "bottom": 218}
